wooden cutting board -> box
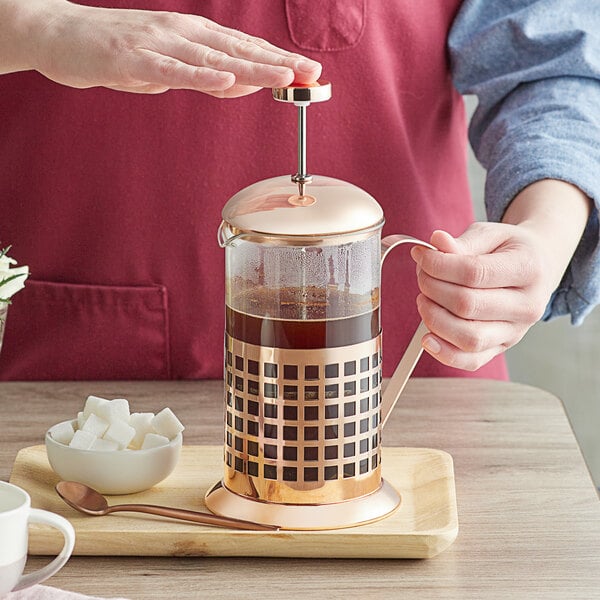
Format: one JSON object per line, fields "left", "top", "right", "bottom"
{"left": 9, "top": 445, "right": 458, "bottom": 559}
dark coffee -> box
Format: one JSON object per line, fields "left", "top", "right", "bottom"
{"left": 226, "top": 286, "right": 379, "bottom": 349}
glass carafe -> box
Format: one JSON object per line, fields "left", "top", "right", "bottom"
{"left": 206, "top": 173, "right": 432, "bottom": 530}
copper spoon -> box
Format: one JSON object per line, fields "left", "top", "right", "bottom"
{"left": 55, "top": 481, "right": 279, "bottom": 532}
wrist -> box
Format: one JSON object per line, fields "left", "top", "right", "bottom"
{"left": 0, "top": 0, "right": 69, "bottom": 74}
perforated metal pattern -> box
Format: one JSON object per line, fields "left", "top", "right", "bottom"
{"left": 222, "top": 333, "right": 383, "bottom": 504}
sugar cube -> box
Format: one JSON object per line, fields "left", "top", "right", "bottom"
{"left": 83, "top": 395, "right": 109, "bottom": 419}
{"left": 129, "top": 412, "right": 155, "bottom": 449}
{"left": 52, "top": 420, "right": 75, "bottom": 445}
{"left": 90, "top": 437, "right": 119, "bottom": 452}
{"left": 103, "top": 420, "right": 136, "bottom": 450}
{"left": 57, "top": 395, "right": 184, "bottom": 454}
{"left": 69, "top": 429, "right": 97, "bottom": 450}
{"left": 82, "top": 413, "right": 109, "bottom": 438}
{"left": 96, "top": 398, "right": 130, "bottom": 425}
{"left": 141, "top": 433, "right": 170, "bottom": 450}
{"left": 151, "top": 408, "right": 184, "bottom": 440}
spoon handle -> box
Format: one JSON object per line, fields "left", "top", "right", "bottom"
{"left": 108, "top": 504, "right": 279, "bottom": 531}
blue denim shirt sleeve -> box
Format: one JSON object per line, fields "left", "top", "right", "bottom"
{"left": 448, "top": 0, "right": 600, "bottom": 325}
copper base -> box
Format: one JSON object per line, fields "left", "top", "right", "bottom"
{"left": 205, "top": 479, "right": 401, "bottom": 531}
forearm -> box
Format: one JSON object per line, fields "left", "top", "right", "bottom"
{"left": 502, "top": 179, "right": 592, "bottom": 291}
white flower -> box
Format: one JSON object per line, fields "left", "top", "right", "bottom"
{"left": 0, "top": 247, "right": 29, "bottom": 301}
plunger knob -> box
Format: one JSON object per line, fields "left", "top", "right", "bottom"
{"left": 272, "top": 80, "right": 332, "bottom": 105}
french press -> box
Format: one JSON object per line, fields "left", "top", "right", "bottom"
{"left": 205, "top": 82, "right": 434, "bottom": 530}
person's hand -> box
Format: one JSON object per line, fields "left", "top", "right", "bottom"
{"left": 410, "top": 180, "right": 592, "bottom": 371}
{"left": 17, "top": 0, "right": 322, "bottom": 96}
{"left": 410, "top": 224, "right": 558, "bottom": 371}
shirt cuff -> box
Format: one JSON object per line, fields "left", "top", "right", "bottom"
{"left": 477, "top": 77, "right": 600, "bottom": 324}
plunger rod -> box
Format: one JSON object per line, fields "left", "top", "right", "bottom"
{"left": 298, "top": 105, "right": 307, "bottom": 193}
{"left": 272, "top": 81, "right": 331, "bottom": 196}
{"left": 293, "top": 103, "right": 311, "bottom": 196}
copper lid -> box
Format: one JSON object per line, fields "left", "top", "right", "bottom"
{"left": 221, "top": 175, "right": 384, "bottom": 237}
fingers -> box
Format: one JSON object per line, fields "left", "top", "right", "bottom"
{"left": 416, "top": 268, "right": 545, "bottom": 323}
{"left": 171, "top": 38, "right": 296, "bottom": 88}
{"left": 421, "top": 331, "right": 507, "bottom": 371}
{"left": 118, "top": 22, "right": 320, "bottom": 95}
{"left": 416, "top": 293, "right": 523, "bottom": 371}
{"left": 122, "top": 48, "right": 293, "bottom": 97}
{"left": 411, "top": 246, "right": 532, "bottom": 290}
{"left": 207, "top": 83, "right": 262, "bottom": 99}
{"left": 416, "top": 293, "right": 521, "bottom": 353}
{"left": 193, "top": 17, "right": 322, "bottom": 83}
{"left": 110, "top": 83, "right": 170, "bottom": 94}
{"left": 122, "top": 48, "right": 237, "bottom": 92}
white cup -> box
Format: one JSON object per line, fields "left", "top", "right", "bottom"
{"left": 0, "top": 481, "right": 75, "bottom": 596}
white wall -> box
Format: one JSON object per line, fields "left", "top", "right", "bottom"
{"left": 464, "top": 96, "right": 600, "bottom": 486}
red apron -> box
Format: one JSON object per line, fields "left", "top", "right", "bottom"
{"left": 0, "top": 0, "right": 508, "bottom": 381}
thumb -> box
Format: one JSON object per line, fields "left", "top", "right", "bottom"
{"left": 434, "top": 223, "right": 516, "bottom": 255}
{"left": 430, "top": 230, "right": 464, "bottom": 254}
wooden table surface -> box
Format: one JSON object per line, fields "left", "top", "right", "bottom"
{"left": 2, "top": 378, "right": 600, "bottom": 599}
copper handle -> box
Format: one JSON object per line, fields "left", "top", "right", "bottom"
{"left": 380, "top": 235, "right": 436, "bottom": 428}
{"left": 106, "top": 504, "right": 279, "bottom": 531}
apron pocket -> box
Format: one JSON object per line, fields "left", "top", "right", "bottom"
{"left": 285, "top": 0, "right": 366, "bottom": 51}
{"left": 0, "top": 280, "right": 170, "bottom": 380}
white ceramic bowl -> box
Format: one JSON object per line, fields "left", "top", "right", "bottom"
{"left": 45, "top": 420, "right": 182, "bottom": 495}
